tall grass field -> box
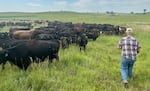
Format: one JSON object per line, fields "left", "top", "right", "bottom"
{"left": 0, "top": 12, "right": 150, "bottom": 91}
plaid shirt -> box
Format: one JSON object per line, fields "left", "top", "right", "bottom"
{"left": 118, "top": 35, "right": 141, "bottom": 60}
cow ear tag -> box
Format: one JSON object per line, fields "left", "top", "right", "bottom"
{"left": 5, "top": 53, "right": 8, "bottom": 57}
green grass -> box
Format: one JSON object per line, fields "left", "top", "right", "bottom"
{"left": 0, "top": 12, "right": 150, "bottom": 91}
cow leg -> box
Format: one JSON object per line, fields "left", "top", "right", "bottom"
{"left": 36, "top": 57, "right": 41, "bottom": 63}
{"left": 84, "top": 45, "right": 86, "bottom": 51}
{"left": 48, "top": 56, "right": 53, "bottom": 67}
{"left": 1, "top": 61, "right": 7, "bottom": 70}
{"left": 2, "top": 63, "right": 5, "bottom": 70}
{"left": 23, "top": 59, "right": 31, "bottom": 70}
{"left": 48, "top": 54, "right": 59, "bottom": 67}
{"left": 79, "top": 46, "right": 82, "bottom": 51}
{"left": 29, "top": 57, "right": 34, "bottom": 62}
{"left": 55, "top": 54, "right": 59, "bottom": 61}
{"left": 30, "top": 57, "right": 40, "bottom": 63}
{"left": 21, "top": 58, "right": 31, "bottom": 70}
{"left": 33, "top": 57, "right": 40, "bottom": 63}
{"left": 41, "top": 56, "right": 47, "bottom": 62}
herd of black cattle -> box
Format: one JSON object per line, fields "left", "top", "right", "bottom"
{"left": 0, "top": 20, "right": 126, "bottom": 70}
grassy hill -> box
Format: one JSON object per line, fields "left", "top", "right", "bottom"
{"left": 0, "top": 12, "right": 150, "bottom": 91}
{"left": 0, "top": 11, "right": 150, "bottom": 25}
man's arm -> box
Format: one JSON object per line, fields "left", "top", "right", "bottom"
{"left": 118, "top": 39, "right": 122, "bottom": 49}
{"left": 137, "top": 48, "right": 140, "bottom": 53}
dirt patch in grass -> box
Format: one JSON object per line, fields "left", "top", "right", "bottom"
{"left": 137, "top": 25, "right": 150, "bottom": 32}
{"left": 129, "top": 22, "right": 150, "bottom": 32}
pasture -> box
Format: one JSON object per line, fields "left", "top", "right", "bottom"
{"left": 0, "top": 12, "right": 150, "bottom": 91}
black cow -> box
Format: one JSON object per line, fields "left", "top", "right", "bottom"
{"left": 0, "top": 46, "right": 31, "bottom": 70}
{"left": 0, "top": 39, "right": 14, "bottom": 49}
{"left": 34, "top": 33, "right": 56, "bottom": 40}
{"left": 77, "top": 33, "right": 88, "bottom": 51}
{"left": 0, "top": 33, "right": 14, "bottom": 49}
{"left": 60, "top": 36, "right": 70, "bottom": 49}
{"left": 0, "top": 38, "right": 27, "bottom": 49}
{"left": 85, "top": 29, "right": 100, "bottom": 41}
{"left": 0, "top": 32, "right": 10, "bottom": 39}
{"left": 0, "top": 40, "right": 60, "bottom": 70}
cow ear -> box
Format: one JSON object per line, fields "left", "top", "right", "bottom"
{"left": 5, "top": 53, "right": 8, "bottom": 57}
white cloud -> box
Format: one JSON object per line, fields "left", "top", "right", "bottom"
{"left": 27, "top": 2, "right": 42, "bottom": 7}
{"left": 97, "top": 0, "right": 150, "bottom": 6}
{"left": 68, "top": 0, "right": 100, "bottom": 12}
{"left": 73, "top": 0, "right": 96, "bottom": 8}
{"left": 52, "top": 1, "right": 68, "bottom": 7}
{"left": 30, "top": 0, "right": 42, "bottom": 1}
{"left": 49, "top": 1, "right": 69, "bottom": 11}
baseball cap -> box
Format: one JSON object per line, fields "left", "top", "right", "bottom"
{"left": 126, "top": 28, "right": 133, "bottom": 33}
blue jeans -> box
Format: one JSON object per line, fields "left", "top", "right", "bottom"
{"left": 120, "top": 57, "right": 135, "bottom": 81}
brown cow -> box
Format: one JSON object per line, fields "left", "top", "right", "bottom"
{"left": 119, "top": 27, "right": 126, "bottom": 36}
{"left": 12, "top": 30, "right": 44, "bottom": 39}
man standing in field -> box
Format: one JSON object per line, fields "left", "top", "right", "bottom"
{"left": 118, "top": 28, "right": 141, "bottom": 88}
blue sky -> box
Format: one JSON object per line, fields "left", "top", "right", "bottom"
{"left": 0, "top": 0, "right": 149, "bottom": 13}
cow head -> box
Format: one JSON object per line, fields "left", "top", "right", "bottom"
{"left": 0, "top": 50, "right": 9, "bottom": 64}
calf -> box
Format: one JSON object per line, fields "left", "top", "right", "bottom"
{"left": 77, "top": 33, "right": 88, "bottom": 51}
